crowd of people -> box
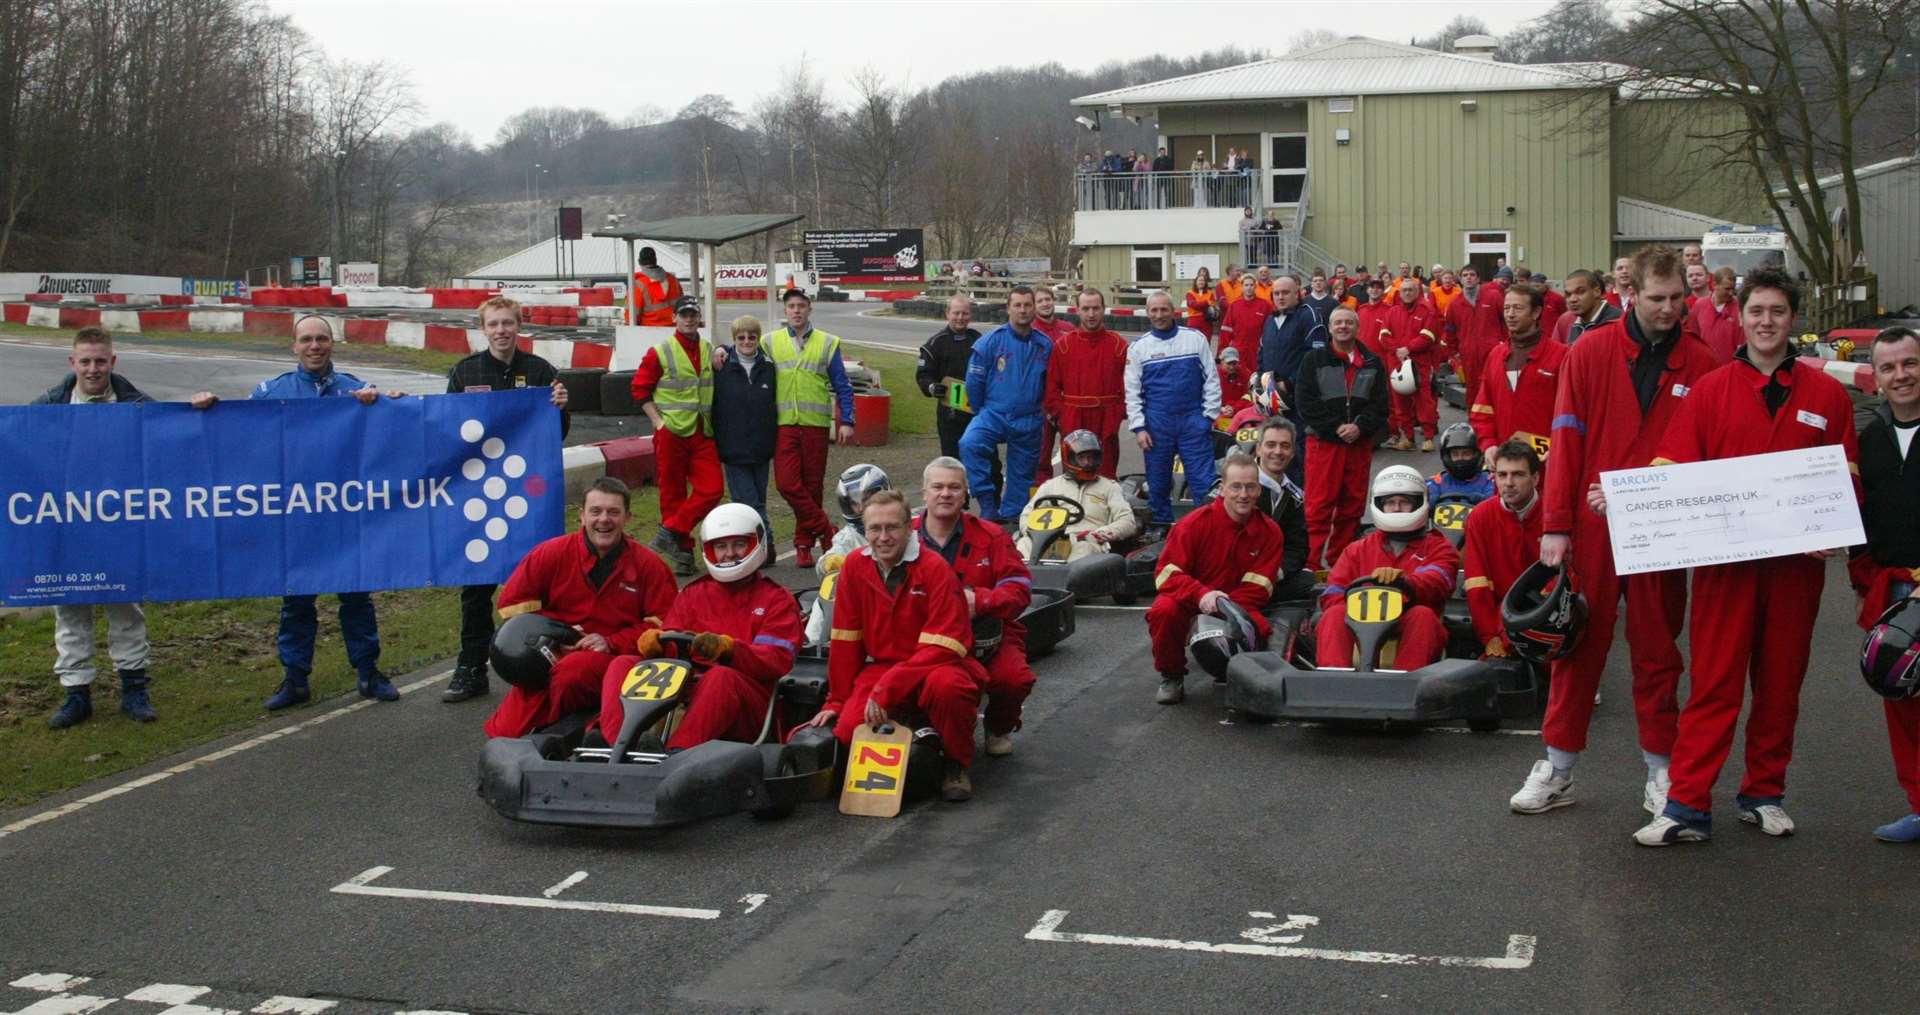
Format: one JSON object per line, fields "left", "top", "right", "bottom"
{"left": 31, "top": 242, "right": 1920, "bottom": 843}
{"left": 1075, "top": 147, "right": 1258, "bottom": 210}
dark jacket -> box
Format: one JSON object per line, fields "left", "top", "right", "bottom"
{"left": 32, "top": 373, "right": 151, "bottom": 405}
{"left": 1296, "top": 342, "right": 1389, "bottom": 444}
{"left": 915, "top": 325, "right": 982, "bottom": 423}
{"left": 712, "top": 351, "right": 778, "bottom": 464}
{"left": 1257, "top": 302, "right": 1329, "bottom": 387}
{"left": 1259, "top": 474, "right": 1309, "bottom": 577}
{"left": 1859, "top": 401, "right": 1920, "bottom": 569}
{"left": 445, "top": 348, "right": 569, "bottom": 437}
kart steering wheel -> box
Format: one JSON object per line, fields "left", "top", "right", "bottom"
{"left": 1028, "top": 494, "right": 1086, "bottom": 527}
{"left": 655, "top": 631, "right": 699, "bottom": 660}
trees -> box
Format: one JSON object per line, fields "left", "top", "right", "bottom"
{"left": 1498, "top": 0, "right": 1620, "bottom": 64}
{"left": 829, "top": 70, "right": 923, "bottom": 228}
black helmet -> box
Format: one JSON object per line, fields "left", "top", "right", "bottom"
{"left": 836, "top": 463, "right": 891, "bottom": 524}
{"left": 1440, "top": 422, "right": 1481, "bottom": 482}
{"left": 971, "top": 616, "right": 1004, "bottom": 660}
{"left": 1861, "top": 597, "right": 1920, "bottom": 700}
{"left": 1062, "top": 429, "right": 1104, "bottom": 482}
{"left": 1188, "top": 599, "right": 1260, "bottom": 678}
{"left": 1501, "top": 562, "right": 1587, "bottom": 662}
{"left": 489, "top": 613, "right": 582, "bottom": 691}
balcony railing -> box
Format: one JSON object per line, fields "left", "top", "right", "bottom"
{"left": 1074, "top": 169, "right": 1257, "bottom": 212}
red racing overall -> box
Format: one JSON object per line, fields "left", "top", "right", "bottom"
{"left": 1317, "top": 528, "right": 1458, "bottom": 668}
{"left": 1462, "top": 495, "right": 1544, "bottom": 648}
{"left": 915, "top": 513, "right": 1036, "bottom": 736}
{"left": 1381, "top": 297, "right": 1443, "bottom": 441}
{"left": 1145, "top": 499, "right": 1284, "bottom": 675}
{"left": 1044, "top": 327, "right": 1129, "bottom": 479}
{"left": 1469, "top": 337, "right": 1568, "bottom": 456}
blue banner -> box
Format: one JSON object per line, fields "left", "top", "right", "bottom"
{"left": 1, "top": 389, "right": 565, "bottom": 606}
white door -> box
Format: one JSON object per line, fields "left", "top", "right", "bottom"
{"left": 1262, "top": 132, "right": 1308, "bottom": 210}
{"left": 1463, "top": 231, "right": 1511, "bottom": 278}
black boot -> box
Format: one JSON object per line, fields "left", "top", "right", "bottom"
{"left": 442, "top": 664, "right": 491, "bottom": 703}
{"left": 49, "top": 687, "right": 92, "bottom": 729}
{"left": 118, "top": 669, "right": 157, "bottom": 722}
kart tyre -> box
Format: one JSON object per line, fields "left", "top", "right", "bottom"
{"left": 751, "top": 751, "right": 799, "bottom": 821}
{"left": 1467, "top": 716, "right": 1501, "bottom": 733}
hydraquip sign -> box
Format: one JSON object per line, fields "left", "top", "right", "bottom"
{"left": 0, "top": 389, "right": 564, "bottom": 606}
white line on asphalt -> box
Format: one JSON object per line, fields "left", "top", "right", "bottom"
{"left": 2, "top": 993, "right": 116, "bottom": 1013}
{"left": 7, "top": 978, "right": 88, "bottom": 994}
{"left": 1216, "top": 718, "right": 1542, "bottom": 737}
{"left": 1024, "top": 910, "right": 1537, "bottom": 970}
{"left": 739, "top": 893, "right": 769, "bottom": 914}
{"left": 542, "top": 871, "right": 589, "bottom": 898}
{"left": 0, "top": 669, "right": 451, "bottom": 841}
{"left": 331, "top": 866, "right": 726, "bottom": 921}
{"left": 250, "top": 999, "right": 337, "bottom": 1014}
{"left": 125, "top": 984, "right": 211, "bottom": 1005}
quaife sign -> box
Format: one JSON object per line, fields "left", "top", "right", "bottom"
{"left": 0, "top": 389, "right": 564, "bottom": 606}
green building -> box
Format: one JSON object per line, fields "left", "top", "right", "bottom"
{"left": 1070, "top": 35, "right": 1767, "bottom": 287}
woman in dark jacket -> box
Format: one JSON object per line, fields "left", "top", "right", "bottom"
{"left": 712, "top": 316, "right": 779, "bottom": 531}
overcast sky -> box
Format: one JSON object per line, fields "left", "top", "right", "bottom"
{"left": 268, "top": 0, "right": 1561, "bottom": 143}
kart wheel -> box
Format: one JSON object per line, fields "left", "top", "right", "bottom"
{"left": 751, "top": 753, "right": 799, "bottom": 821}
{"left": 1110, "top": 591, "right": 1137, "bottom": 606}
{"left": 1467, "top": 717, "right": 1501, "bottom": 733}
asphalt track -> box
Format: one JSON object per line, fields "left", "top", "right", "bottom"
{"left": 3, "top": 333, "right": 1914, "bottom": 1012}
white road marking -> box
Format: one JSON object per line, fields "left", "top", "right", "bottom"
{"left": 6, "top": 977, "right": 347, "bottom": 1015}
{"left": 0, "top": 669, "right": 451, "bottom": 841}
{"left": 331, "top": 866, "right": 725, "bottom": 920}
{"left": 6, "top": 979, "right": 87, "bottom": 995}
{"left": 739, "top": 893, "right": 769, "bottom": 914}
{"left": 1025, "top": 910, "right": 1537, "bottom": 970}
{"left": 152, "top": 1005, "right": 235, "bottom": 1015}
{"left": 2, "top": 996, "right": 115, "bottom": 1014}
{"left": 1217, "top": 718, "right": 1542, "bottom": 737}
{"left": 541, "top": 871, "right": 589, "bottom": 898}
{"left": 249, "top": 1000, "right": 337, "bottom": 1014}
{"left": 1242, "top": 913, "right": 1319, "bottom": 944}
{"left": 126, "top": 985, "right": 211, "bottom": 1005}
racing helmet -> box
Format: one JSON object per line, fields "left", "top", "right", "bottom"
{"left": 1861, "top": 597, "right": 1920, "bottom": 700}
{"left": 488, "top": 613, "right": 582, "bottom": 691}
{"left": 1439, "top": 422, "right": 1482, "bottom": 482}
{"left": 1230, "top": 406, "right": 1267, "bottom": 453}
{"left": 1369, "top": 465, "right": 1429, "bottom": 533}
{"left": 1188, "top": 599, "right": 1261, "bottom": 679}
{"left": 1254, "top": 384, "right": 1288, "bottom": 418}
{"left": 1501, "top": 562, "right": 1589, "bottom": 662}
{"left": 1390, "top": 358, "right": 1417, "bottom": 395}
{"left": 835, "top": 463, "right": 891, "bottom": 524}
{"left": 701, "top": 503, "right": 768, "bottom": 583}
{"left": 1062, "top": 429, "right": 1103, "bottom": 482}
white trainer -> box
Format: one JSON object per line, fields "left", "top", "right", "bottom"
{"left": 1593, "top": 689, "right": 1602, "bottom": 706}
{"left": 1510, "top": 760, "right": 1575, "bottom": 814}
{"left": 1644, "top": 767, "right": 1672, "bottom": 815}
{"left": 1633, "top": 814, "right": 1709, "bottom": 846}
{"left": 984, "top": 732, "right": 1014, "bottom": 757}
{"left": 1739, "top": 803, "right": 1795, "bottom": 837}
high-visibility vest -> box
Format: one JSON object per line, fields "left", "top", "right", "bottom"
{"left": 651, "top": 333, "right": 712, "bottom": 436}
{"left": 635, "top": 270, "right": 682, "bottom": 326}
{"left": 765, "top": 326, "right": 841, "bottom": 428}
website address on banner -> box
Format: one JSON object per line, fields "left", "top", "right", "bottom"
{"left": 11, "top": 578, "right": 131, "bottom": 601}
{"left": 6, "top": 478, "right": 454, "bottom": 527}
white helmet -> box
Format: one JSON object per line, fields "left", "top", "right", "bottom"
{"left": 1390, "top": 358, "right": 1417, "bottom": 395}
{"left": 1370, "top": 464, "right": 1429, "bottom": 533}
{"left": 700, "top": 503, "right": 768, "bottom": 582}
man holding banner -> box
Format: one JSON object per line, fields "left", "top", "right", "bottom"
{"left": 1633, "top": 270, "right": 1860, "bottom": 846}
{"left": 252, "top": 315, "right": 409, "bottom": 711}
{"left": 442, "top": 295, "right": 571, "bottom": 705}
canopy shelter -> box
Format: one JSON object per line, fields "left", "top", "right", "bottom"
{"left": 593, "top": 212, "right": 806, "bottom": 329}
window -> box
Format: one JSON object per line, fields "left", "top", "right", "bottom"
{"left": 1327, "top": 97, "right": 1355, "bottom": 114}
{"left": 1133, "top": 245, "right": 1166, "bottom": 284}
{"left": 1268, "top": 133, "right": 1307, "bottom": 206}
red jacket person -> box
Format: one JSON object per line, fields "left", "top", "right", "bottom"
{"left": 804, "top": 489, "right": 986, "bottom": 802}
{"left": 484, "top": 478, "right": 678, "bottom": 739}
{"left": 632, "top": 296, "right": 724, "bottom": 573}
{"left": 1316, "top": 465, "right": 1458, "bottom": 669}
{"left": 594, "top": 503, "right": 803, "bottom": 751}
{"left": 1462, "top": 441, "right": 1546, "bottom": 656}
{"left": 1468, "top": 285, "right": 1567, "bottom": 467}
{"left": 1633, "top": 269, "right": 1860, "bottom": 846}
{"left": 1044, "top": 288, "right": 1129, "bottom": 479}
{"left": 1147, "top": 454, "right": 1285, "bottom": 705}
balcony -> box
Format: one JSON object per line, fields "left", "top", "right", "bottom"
{"left": 1074, "top": 169, "right": 1257, "bottom": 213}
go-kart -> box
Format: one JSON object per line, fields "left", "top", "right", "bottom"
{"left": 1020, "top": 494, "right": 1161, "bottom": 606}
{"left": 477, "top": 632, "right": 840, "bottom": 829}
{"left": 1222, "top": 579, "right": 1543, "bottom": 732}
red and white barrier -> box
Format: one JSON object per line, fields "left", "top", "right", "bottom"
{"left": 562, "top": 436, "right": 655, "bottom": 500}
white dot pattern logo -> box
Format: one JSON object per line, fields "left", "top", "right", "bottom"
{"left": 458, "top": 417, "right": 539, "bottom": 563}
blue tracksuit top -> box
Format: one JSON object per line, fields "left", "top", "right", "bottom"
{"left": 964, "top": 323, "right": 1053, "bottom": 420}
{"left": 1125, "top": 324, "right": 1221, "bottom": 433}
{"left": 1426, "top": 470, "right": 1496, "bottom": 505}
{"left": 251, "top": 365, "right": 372, "bottom": 400}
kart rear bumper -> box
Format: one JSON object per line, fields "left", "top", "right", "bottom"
{"left": 1223, "top": 652, "right": 1539, "bottom": 724}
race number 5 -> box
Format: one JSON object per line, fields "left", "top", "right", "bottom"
{"left": 621, "top": 660, "right": 687, "bottom": 702}
{"left": 1345, "top": 586, "right": 1405, "bottom": 624}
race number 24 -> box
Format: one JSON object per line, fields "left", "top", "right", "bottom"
{"left": 845, "top": 743, "right": 906, "bottom": 794}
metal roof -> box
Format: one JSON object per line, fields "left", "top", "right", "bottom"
{"left": 1616, "top": 197, "right": 1731, "bottom": 241}
{"left": 1791, "top": 155, "right": 1920, "bottom": 195}
{"left": 594, "top": 212, "right": 804, "bottom": 245}
{"left": 1073, "top": 37, "right": 1611, "bottom": 107}
{"left": 462, "top": 236, "right": 688, "bottom": 281}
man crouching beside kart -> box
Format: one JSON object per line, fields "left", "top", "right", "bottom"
{"left": 1316, "top": 465, "right": 1458, "bottom": 669}
{"left": 1147, "top": 453, "right": 1285, "bottom": 705}
{"left": 1016, "top": 429, "right": 1140, "bottom": 561}
{"left": 917, "top": 456, "right": 1037, "bottom": 757}
{"left": 592, "top": 503, "right": 803, "bottom": 750}
{"left": 483, "top": 478, "right": 679, "bottom": 738}
{"left": 801, "top": 488, "right": 986, "bottom": 802}
{"left": 1463, "top": 440, "right": 1545, "bottom": 659}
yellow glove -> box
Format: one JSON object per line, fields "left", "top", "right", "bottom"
{"left": 820, "top": 552, "right": 847, "bottom": 574}
{"left": 1369, "top": 566, "right": 1404, "bottom": 585}
{"left": 1484, "top": 636, "right": 1510, "bottom": 658}
{"left": 690, "top": 632, "right": 734, "bottom": 664}
{"left": 634, "top": 629, "right": 664, "bottom": 659}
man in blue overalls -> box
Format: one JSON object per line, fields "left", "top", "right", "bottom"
{"left": 960, "top": 285, "right": 1054, "bottom": 525}
{"left": 1125, "top": 290, "right": 1222, "bottom": 525}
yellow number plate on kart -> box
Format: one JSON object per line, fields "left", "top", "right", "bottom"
{"left": 1432, "top": 502, "right": 1469, "bottom": 530}
{"left": 621, "top": 659, "right": 688, "bottom": 701}
{"left": 840, "top": 722, "right": 913, "bottom": 817}
{"left": 1026, "top": 507, "right": 1069, "bottom": 532}
{"left": 1235, "top": 425, "right": 1261, "bottom": 445}
{"left": 1345, "top": 586, "right": 1406, "bottom": 624}
{"left": 819, "top": 572, "right": 839, "bottom": 602}
{"left": 1513, "top": 430, "right": 1551, "bottom": 457}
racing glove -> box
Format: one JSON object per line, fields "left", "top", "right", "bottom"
{"left": 1368, "top": 566, "right": 1404, "bottom": 586}
{"left": 820, "top": 553, "right": 847, "bottom": 575}
{"left": 634, "top": 629, "right": 665, "bottom": 659}
{"left": 690, "top": 632, "right": 734, "bottom": 664}
{"left": 1484, "top": 636, "right": 1510, "bottom": 658}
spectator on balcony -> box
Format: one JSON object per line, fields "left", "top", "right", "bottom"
{"left": 1152, "top": 146, "right": 1174, "bottom": 207}
{"left": 1238, "top": 207, "right": 1257, "bottom": 250}
{"left": 1190, "top": 150, "right": 1211, "bottom": 207}
{"left": 1133, "top": 150, "right": 1152, "bottom": 209}
{"left": 1076, "top": 153, "right": 1097, "bottom": 207}
{"left": 1186, "top": 267, "right": 1218, "bottom": 340}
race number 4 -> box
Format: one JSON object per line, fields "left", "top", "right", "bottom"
{"left": 1026, "top": 507, "right": 1069, "bottom": 531}
{"left": 840, "top": 722, "right": 913, "bottom": 817}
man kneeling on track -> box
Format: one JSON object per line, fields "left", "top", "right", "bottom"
{"left": 1146, "top": 452, "right": 1285, "bottom": 705}
{"left": 917, "top": 457, "right": 1037, "bottom": 757}
{"left": 1017, "top": 429, "right": 1140, "bottom": 561}
{"left": 802, "top": 489, "right": 986, "bottom": 802}
{"left": 596, "top": 503, "right": 803, "bottom": 750}
{"left": 483, "top": 478, "right": 678, "bottom": 738}
{"left": 1463, "top": 440, "right": 1545, "bottom": 659}
{"left": 1316, "top": 465, "right": 1459, "bottom": 669}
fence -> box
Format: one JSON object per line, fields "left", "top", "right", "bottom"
{"left": 1075, "top": 170, "right": 1257, "bottom": 212}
